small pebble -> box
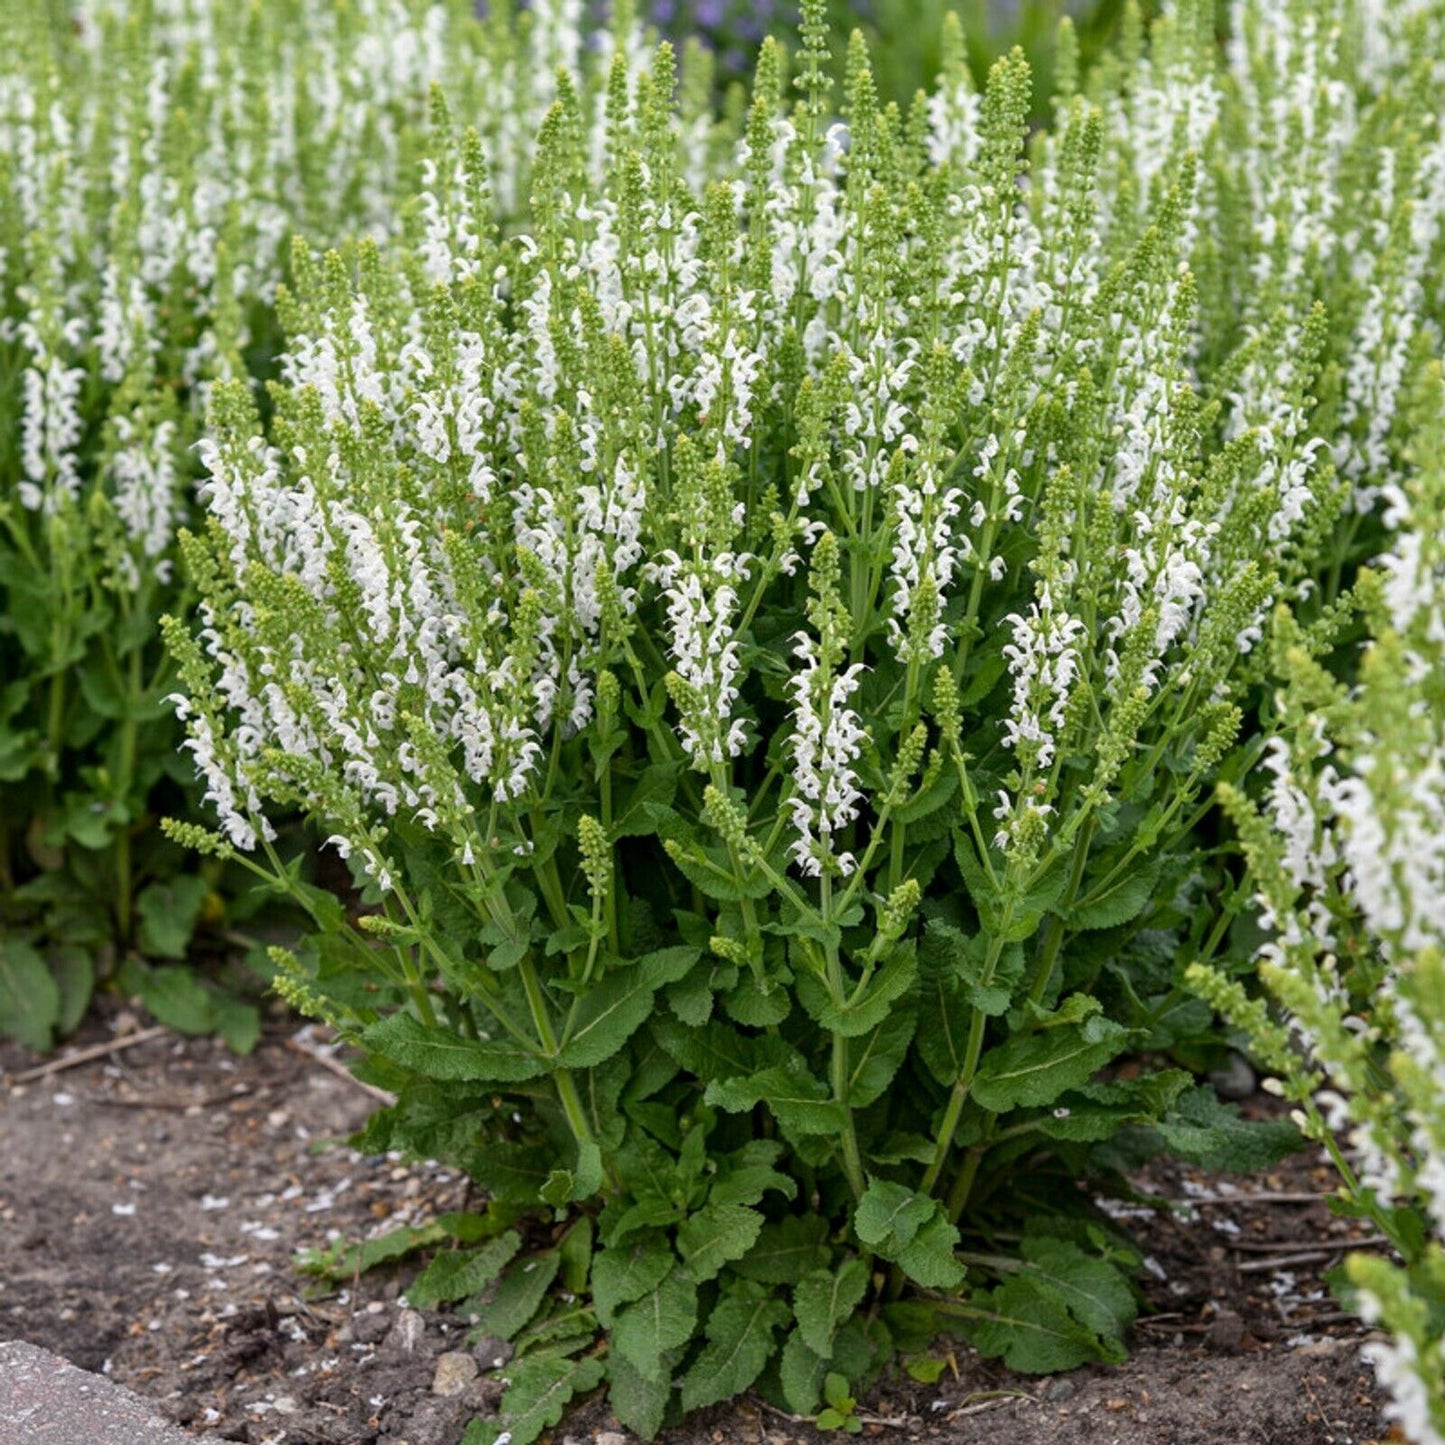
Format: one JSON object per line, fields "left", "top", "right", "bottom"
{"left": 470, "top": 1336, "right": 514, "bottom": 1371}
{"left": 384, "top": 1309, "right": 426, "bottom": 1353}
{"left": 432, "top": 1351, "right": 479, "bottom": 1396}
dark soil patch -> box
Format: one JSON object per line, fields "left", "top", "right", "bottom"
{"left": 0, "top": 1009, "right": 1390, "bottom": 1445}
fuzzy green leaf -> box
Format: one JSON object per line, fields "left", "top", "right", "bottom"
{"left": 607, "top": 1346, "right": 674, "bottom": 1439}
{"left": 795, "top": 1257, "right": 869, "bottom": 1357}
{"left": 733, "top": 1215, "right": 832, "bottom": 1284}
{"left": 472, "top": 1250, "right": 561, "bottom": 1341}
{"left": 679, "top": 1288, "right": 792, "bottom": 1412}
{"left": 591, "top": 1234, "right": 676, "bottom": 1325}
{"left": 1155, "top": 1086, "right": 1305, "bottom": 1171}
{"left": 961, "top": 1273, "right": 1104, "bottom": 1373}
{"left": 779, "top": 1327, "right": 829, "bottom": 1415}
{"left": 794, "top": 944, "right": 917, "bottom": 1038}
{"left": 465, "top": 1351, "right": 606, "bottom": 1445}
{"left": 135, "top": 876, "right": 211, "bottom": 959}
{"left": 0, "top": 937, "right": 60, "bottom": 1052}
{"left": 557, "top": 947, "right": 698, "bottom": 1068}
{"left": 612, "top": 1267, "right": 699, "bottom": 1381}
{"left": 1020, "top": 1236, "right": 1135, "bottom": 1349}
{"left": 362, "top": 1012, "right": 546, "bottom": 1082}
{"left": 704, "top": 1061, "right": 847, "bottom": 1135}
{"left": 678, "top": 1202, "right": 765, "bottom": 1282}
{"left": 407, "top": 1231, "right": 521, "bottom": 1308}
{"left": 970, "top": 1010, "right": 1132, "bottom": 1112}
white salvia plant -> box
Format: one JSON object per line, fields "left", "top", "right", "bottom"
{"left": 1191, "top": 367, "right": 1445, "bottom": 1445}
{"left": 160, "top": 7, "right": 1428, "bottom": 1439}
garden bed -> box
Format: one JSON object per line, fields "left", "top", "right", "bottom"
{"left": 0, "top": 1005, "right": 1388, "bottom": 1445}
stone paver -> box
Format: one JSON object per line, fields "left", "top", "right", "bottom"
{"left": 0, "top": 1341, "right": 226, "bottom": 1445}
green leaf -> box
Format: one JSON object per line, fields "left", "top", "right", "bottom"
{"left": 853, "top": 1180, "right": 936, "bottom": 1250}
{"left": 407, "top": 1231, "right": 521, "bottom": 1308}
{"left": 794, "top": 944, "right": 918, "bottom": 1038}
{"left": 607, "top": 1346, "right": 674, "bottom": 1439}
{"left": 854, "top": 1181, "right": 963, "bottom": 1288}
{"left": 213, "top": 994, "right": 261, "bottom": 1055}
{"left": 679, "top": 1288, "right": 792, "bottom": 1412}
{"left": 894, "top": 1213, "right": 967, "bottom": 1289}
{"left": 1066, "top": 857, "right": 1163, "bottom": 930}
{"left": 0, "top": 937, "right": 60, "bottom": 1052}
{"left": 612, "top": 1267, "right": 698, "bottom": 1381}
{"left": 848, "top": 997, "right": 917, "bottom": 1108}
{"left": 136, "top": 876, "right": 210, "bottom": 959}
{"left": 961, "top": 1273, "right": 1103, "bottom": 1372}
{"left": 1155, "top": 1086, "right": 1304, "bottom": 1171}
{"left": 779, "top": 1327, "right": 829, "bottom": 1415}
{"left": 705, "top": 1061, "right": 848, "bottom": 1135}
{"left": 920, "top": 919, "right": 1023, "bottom": 1018}
{"left": 541, "top": 1138, "right": 603, "bottom": 1206}
{"left": 591, "top": 1234, "right": 675, "bottom": 1325}
{"left": 677, "top": 1202, "right": 764, "bottom": 1282}
{"left": 362, "top": 1012, "right": 546, "bottom": 1082}
{"left": 1019, "top": 1236, "right": 1135, "bottom": 1350}
{"left": 472, "top": 1250, "right": 561, "bottom": 1341}
{"left": 558, "top": 947, "right": 698, "bottom": 1067}
{"left": 135, "top": 965, "right": 215, "bottom": 1035}
{"left": 50, "top": 945, "right": 93, "bottom": 1038}
{"left": 971, "top": 1010, "right": 1132, "bottom": 1112}
{"left": 559, "top": 1217, "right": 594, "bottom": 1295}
{"left": 297, "top": 1220, "right": 455, "bottom": 1281}
{"left": 795, "top": 1258, "right": 869, "bottom": 1357}
{"left": 733, "top": 1214, "right": 831, "bottom": 1284}
{"left": 651, "top": 1014, "right": 761, "bottom": 1081}
{"left": 466, "top": 1351, "right": 606, "bottom": 1445}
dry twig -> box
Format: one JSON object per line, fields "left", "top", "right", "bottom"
{"left": 283, "top": 1035, "right": 396, "bottom": 1106}
{"left": 6, "top": 1025, "right": 169, "bottom": 1084}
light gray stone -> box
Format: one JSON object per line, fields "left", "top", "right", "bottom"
{"left": 432, "top": 1351, "right": 480, "bottom": 1397}
{"left": 0, "top": 1341, "right": 228, "bottom": 1445}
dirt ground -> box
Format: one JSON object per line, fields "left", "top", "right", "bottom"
{"left": 0, "top": 1006, "right": 1392, "bottom": 1445}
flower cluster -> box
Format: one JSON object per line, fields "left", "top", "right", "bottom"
{"left": 1192, "top": 369, "right": 1445, "bottom": 1445}
{"left": 152, "top": 1, "right": 1445, "bottom": 1441}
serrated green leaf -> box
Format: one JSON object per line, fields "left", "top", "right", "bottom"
{"left": 795, "top": 1257, "right": 869, "bottom": 1357}
{"left": 848, "top": 996, "right": 917, "bottom": 1108}
{"left": 0, "top": 937, "right": 60, "bottom": 1052}
{"left": 558, "top": 947, "right": 697, "bottom": 1069}
{"left": 466, "top": 1350, "right": 606, "bottom": 1445}
{"left": 894, "top": 1212, "right": 965, "bottom": 1289}
{"left": 591, "top": 1234, "right": 675, "bottom": 1325}
{"left": 854, "top": 1179, "right": 935, "bottom": 1250}
{"left": 679, "top": 1289, "right": 791, "bottom": 1412}
{"left": 541, "top": 1138, "right": 603, "bottom": 1206}
{"left": 1066, "top": 857, "right": 1163, "bottom": 931}
{"left": 970, "top": 1012, "right": 1132, "bottom": 1112}
{"left": 704, "top": 1061, "right": 847, "bottom": 1135}
{"left": 650, "top": 1014, "right": 759, "bottom": 1081}
{"left": 733, "top": 1214, "right": 831, "bottom": 1284}
{"left": 612, "top": 1267, "right": 698, "bottom": 1381}
{"left": 473, "top": 1250, "right": 560, "bottom": 1341}
{"left": 708, "top": 1162, "right": 797, "bottom": 1208}
{"left": 920, "top": 919, "right": 1023, "bottom": 1018}
{"left": 362, "top": 1012, "right": 546, "bottom": 1083}
{"left": 1019, "top": 1236, "right": 1135, "bottom": 1348}
{"left": 136, "top": 965, "right": 215, "bottom": 1035}
{"left": 136, "top": 876, "right": 210, "bottom": 959}
{"left": 724, "top": 970, "right": 791, "bottom": 1027}
{"left": 407, "top": 1231, "right": 521, "bottom": 1308}
{"left": 779, "top": 1327, "right": 829, "bottom": 1415}
{"left": 960, "top": 1273, "right": 1104, "bottom": 1372}
{"left": 794, "top": 944, "right": 918, "bottom": 1039}
{"left": 297, "top": 1220, "right": 454, "bottom": 1281}
{"left": 607, "top": 1345, "right": 674, "bottom": 1438}
{"left": 678, "top": 1202, "right": 764, "bottom": 1282}
{"left": 1155, "top": 1086, "right": 1304, "bottom": 1171}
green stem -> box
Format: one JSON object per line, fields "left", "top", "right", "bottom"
{"left": 823, "top": 872, "right": 866, "bottom": 1202}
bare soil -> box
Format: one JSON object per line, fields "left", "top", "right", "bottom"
{"left": 0, "top": 1006, "right": 1392, "bottom": 1445}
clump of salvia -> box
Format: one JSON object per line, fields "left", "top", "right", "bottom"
{"left": 152, "top": 0, "right": 1445, "bottom": 1440}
